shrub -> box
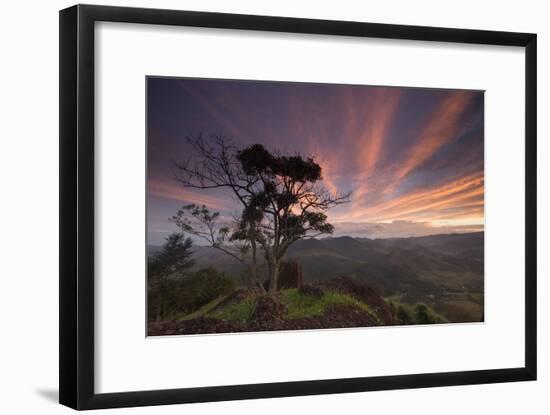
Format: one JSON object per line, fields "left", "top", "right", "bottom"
{"left": 149, "top": 267, "right": 235, "bottom": 322}
{"left": 413, "top": 303, "right": 448, "bottom": 324}
{"left": 396, "top": 305, "right": 413, "bottom": 325}
{"left": 414, "top": 303, "right": 435, "bottom": 324}
{"left": 147, "top": 232, "right": 196, "bottom": 321}
{"left": 148, "top": 276, "right": 181, "bottom": 322}
{"left": 176, "top": 267, "right": 235, "bottom": 313}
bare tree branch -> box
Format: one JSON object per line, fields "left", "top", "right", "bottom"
{"left": 172, "top": 135, "right": 352, "bottom": 292}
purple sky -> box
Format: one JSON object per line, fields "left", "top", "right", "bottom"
{"left": 147, "top": 77, "right": 484, "bottom": 245}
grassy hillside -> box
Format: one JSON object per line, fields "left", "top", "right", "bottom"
{"left": 148, "top": 276, "right": 450, "bottom": 336}
{"left": 148, "top": 232, "right": 484, "bottom": 330}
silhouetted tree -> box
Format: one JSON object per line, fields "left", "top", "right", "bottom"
{"left": 173, "top": 135, "right": 351, "bottom": 292}
{"left": 171, "top": 203, "right": 265, "bottom": 290}
{"left": 148, "top": 232, "right": 195, "bottom": 321}
{"left": 148, "top": 233, "right": 194, "bottom": 278}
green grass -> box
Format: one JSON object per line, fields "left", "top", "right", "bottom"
{"left": 175, "top": 295, "right": 229, "bottom": 321}
{"left": 171, "top": 288, "right": 453, "bottom": 328}
{"left": 171, "top": 289, "right": 380, "bottom": 327}
{"left": 280, "top": 288, "right": 379, "bottom": 322}
{"left": 210, "top": 298, "right": 256, "bottom": 325}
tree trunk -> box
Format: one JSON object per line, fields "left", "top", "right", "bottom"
{"left": 269, "top": 261, "right": 280, "bottom": 293}
{"left": 250, "top": 238, "right": 258, "bottom": 287}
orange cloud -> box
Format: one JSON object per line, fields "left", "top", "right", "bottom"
{"left": 386, "top": 91, "right": 476, "bottom": 192}
{"left": 346, "top": 89, "right": 403, "bottom": 202}
{"left": 371, "top": 175, "right": 483, "bottom": 220}
{"left": 332, "top": 171, "right": 484, "bottom": 224}
{"left": 355, "top": 88, "right": 402, "bottom": 179}
{"left": 318, "top": 156, "right": 339, "bottom": 195}
{"left": 303, "top": 88, "right": 402, "bottom": 200}
{"left": 299, "top": 89, "right": 482, "bottom": 228}
{"left": 148, "top": 179, "right": 229, "bottom": 211}
{"left": 396, "top": 91, "right": 474, "bottom": 178}
{"left": 169, "top": 83, "right": 483, "bottom": 232}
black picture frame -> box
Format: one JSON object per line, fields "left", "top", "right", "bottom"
{"left": 59, "top": 4, "right": 537, "bottom": 410}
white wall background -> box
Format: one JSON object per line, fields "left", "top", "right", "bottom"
{"left": 0, "top": 0, "right": 546, "bottom": 413}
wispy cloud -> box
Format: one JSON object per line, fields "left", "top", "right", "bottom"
{"left": 148, "top": 179, "right": 230, "bottom": 211}
{"left": 330, "top": 171, "right": 484, "bottom": 227}
{"left": 177, "top": 81, "right": 247, "bottom": 140}
{"left": 332, "top": 220, "right": 483, "bottom": 239}
{"left": 148, "top": 79, "right": 484, "bottom": 239}
{"left": 352, "top": 88, "right": 402, "bottom": 187}
{"left": 389, "top": 91, "right": 475, "bottom": 187}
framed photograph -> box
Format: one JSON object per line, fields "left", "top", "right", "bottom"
{"left": 59, "top": 4, "right": 537, "bottom": 410}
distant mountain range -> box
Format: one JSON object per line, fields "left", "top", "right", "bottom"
{"left": 149, "top": 232, "right": 484, "bottom": 302}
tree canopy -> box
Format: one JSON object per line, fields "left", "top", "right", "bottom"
{"left": 172, "top": 135, "right": 351, "bottom": 292}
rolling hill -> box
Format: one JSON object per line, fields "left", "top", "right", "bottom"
{"left": 149, "top": 232, "right": 484, "bottom": 323}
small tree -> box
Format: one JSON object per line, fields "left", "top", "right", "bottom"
{"left": 173, "top": 135, "right": 351, "bottom": 293}
{"left": 180, "top": 267, "right": 235, "bottom": 311}
{"left": 414, "top": 303, "right": 435, "bottom": 324}
{"left": 148, "top": 232, "right": 194, "bottom": 321}
{"left": 148, "top": 233, "right": 194, "bottom": 278}
{"left": 171, "top": 203, "right": 265, "bottom": 290}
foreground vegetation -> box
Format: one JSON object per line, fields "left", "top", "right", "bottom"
{"left": 147, "top": 230, "right": 479, "bottom": 336}
{"left": 148, "top": 264, "right": 449, "bottom": 336}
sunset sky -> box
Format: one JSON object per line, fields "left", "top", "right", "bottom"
{"left": 147, "top": 77, "right": 484, "bottom": 245}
